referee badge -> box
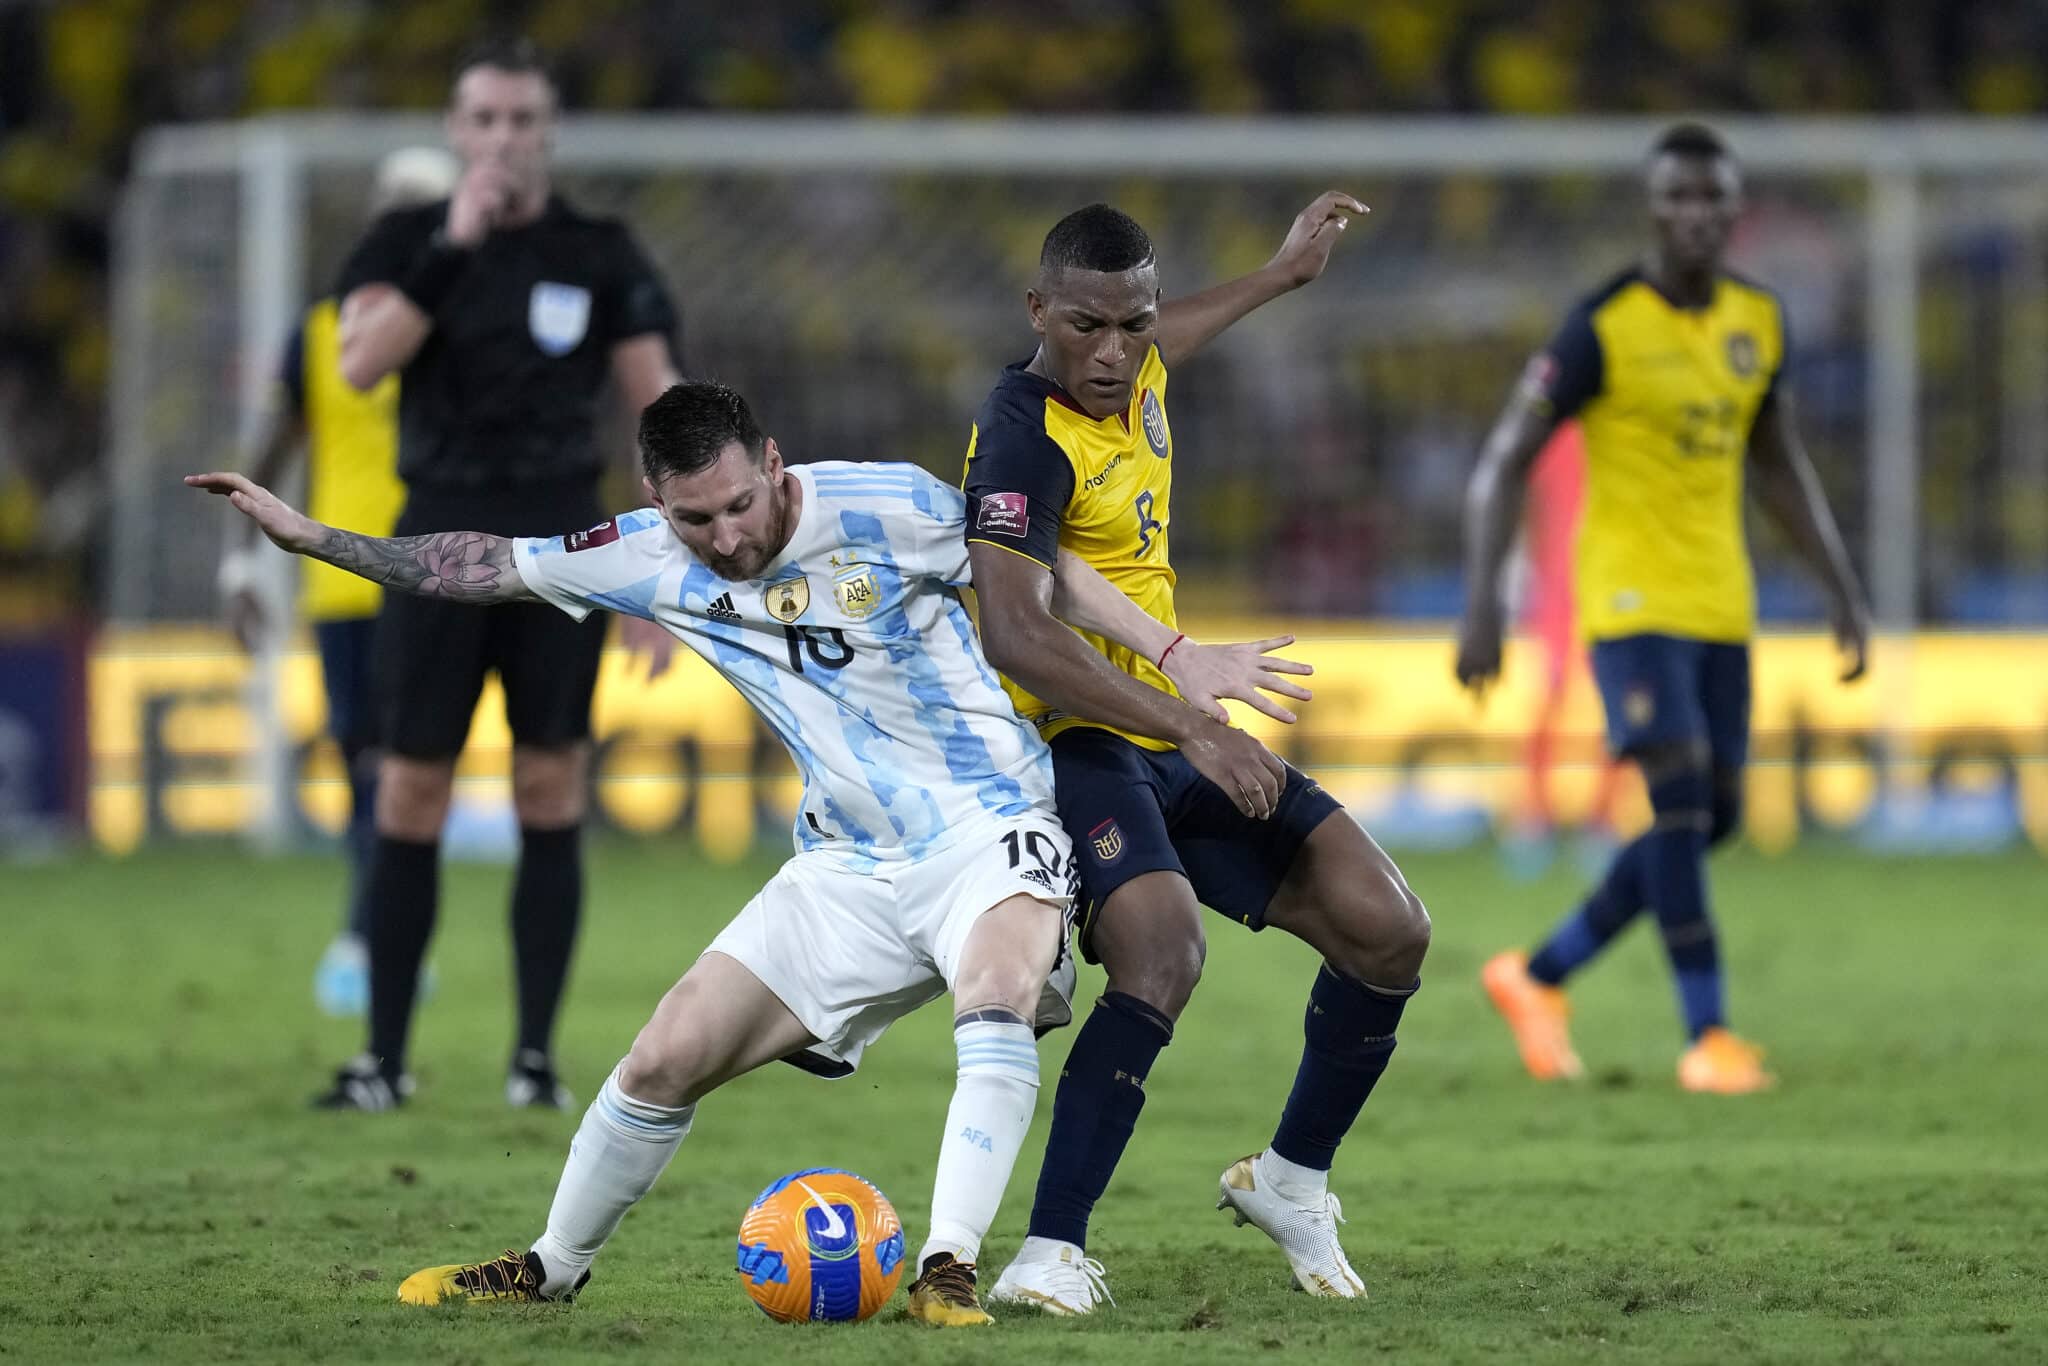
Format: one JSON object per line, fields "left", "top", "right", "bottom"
{"left": 766, "top": 577, "right": 811, "bottom": 624}
{"left": 529, "top": 282, "right": 592, "bottom": 357}
{"left": 833, "top": 567, "right": 880, "bottom": 620}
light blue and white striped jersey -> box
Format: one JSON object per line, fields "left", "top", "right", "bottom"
{"left": 514, "top": 462, "right": 1056, "bottom": 868}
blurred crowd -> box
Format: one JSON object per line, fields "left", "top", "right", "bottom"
{"left": 4, "top": 0, "right": 2047, "bottom": 622}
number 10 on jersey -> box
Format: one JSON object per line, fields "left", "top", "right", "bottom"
{"left": 784, "top": 625, "right": 853, "bottom": 673}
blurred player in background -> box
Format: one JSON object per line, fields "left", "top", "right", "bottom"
{"left": 963, "top": 198, "right": 1431, "bottom": 1311}
{"left": 316, "top": 39, "right": 680, "bottom": 1113}
{"left": 1458, "top": 123, "right": 1870, "bottom": 1094}
{"left": 192, "top": 380, "right": 1309, "bottom": 1324}
{"left": 219, "top": 146, "right": 459, "bottom": 1018}
{"left": 1498, "top": 421, "right": 1624, "bottom": 879}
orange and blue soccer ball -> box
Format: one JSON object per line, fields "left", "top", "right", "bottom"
{"left": 737, "top": 1167, "right": 905, "bottom": 1323}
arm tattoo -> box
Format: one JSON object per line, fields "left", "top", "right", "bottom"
{"left": 306, "top": 525, "right": 526, "bottom": 603}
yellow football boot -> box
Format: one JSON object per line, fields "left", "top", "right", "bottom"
{"left": 906, "top": 1253, "right": 993, "bottom": 1326}
{"left": 397, "top": 1248, "right": 585, "bottom": 1306}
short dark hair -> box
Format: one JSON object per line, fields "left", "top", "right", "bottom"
{"left": 639, "top": 381, "right": 765, "bottom": 483}
{"left": 1651, "top": 121, "right": 1732, "bottom": 162}
{"left": 452, "top": 37, "right": 555, "bottom": 93}
{"left": 1040, "top": 204, "right": 1156, "bottom": 275}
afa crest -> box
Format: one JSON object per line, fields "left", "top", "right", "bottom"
{"left": 1140, "top": 390, "right": 1170, "bottom": 458}
{"left": 1725, "top": 331, "right": 1758, "bottom": 379}
{"left": 767, "top": 577, "right": 811, "bottom": 624}
{"left": 834, "top": 568, "right": 881, "bottom": 620}
{"left": 1089, "top": 819, "right": 1125, "bottom": 862}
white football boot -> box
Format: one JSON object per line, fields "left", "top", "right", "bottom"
{"left": 987, "top": 1238, "right": 1114, "bottom": 1315}
{"left": 1216, "top": 1152, "right": 1367, "bottom": 1298}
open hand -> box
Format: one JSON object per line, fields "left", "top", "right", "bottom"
{"left": 1162, "top": 633, "right": 1314, "bottom": 724}
{"left": 185, "top": 472, "right": 317, "bottom": 553}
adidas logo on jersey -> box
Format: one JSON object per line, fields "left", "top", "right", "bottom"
{"left": 707, "top": 592, "right": 742, "bottom": 624}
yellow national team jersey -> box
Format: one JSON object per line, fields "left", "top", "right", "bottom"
{"left": 297, "top": 298, "right": 406, "bottom": 620}
{"left": 1528, "top": 269, "right": 1786, "bottom": 644}
{"left": 961, "top": 345, "right": 1180, "bottom": 750}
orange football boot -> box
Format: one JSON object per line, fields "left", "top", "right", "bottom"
{"left": 1480, "top": 950, "right": 1585, "bottom": 1081}
{"left": 1677, "top": 1027, "right": 1775, "bottom": 1094}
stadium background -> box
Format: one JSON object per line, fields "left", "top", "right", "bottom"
{"left": 5, "top": 2, "right": 2047, "bottom": 857}
{"left": 4, "top": 6, "right": 2048, "bottom": 1364}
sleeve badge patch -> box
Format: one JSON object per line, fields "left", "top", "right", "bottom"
{"left": 564, "top": 519, "right": 621, "bottom": 553}
{"left": 976, "top": 492, "right": 1030, "bottom": 537}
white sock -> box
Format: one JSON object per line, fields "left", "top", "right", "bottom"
{"left": 1256, "top": 1147, "right": 1329, "bottom": 1205}
{"left": 529, "top": 1063, "right": 694, "bottom": 1296}
{"left": 1015, "top": 1233, "right": 1082, "bottom": 1262}
{"left": 917, "top": 1014, "right": 1040, "bottom": 1268}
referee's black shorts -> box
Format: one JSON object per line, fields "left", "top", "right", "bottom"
{"left": 374, "top": 483, "right": 608, "bottom": 761}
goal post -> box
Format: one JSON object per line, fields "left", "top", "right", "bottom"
{"left": 106, "top": 114, "right": 2048, "bottom": 849}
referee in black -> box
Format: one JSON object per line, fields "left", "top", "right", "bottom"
{"left": 317, "top": 39, "right": 680, "bottom": 1111}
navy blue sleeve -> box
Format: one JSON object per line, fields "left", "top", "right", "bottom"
{"left": 1522, "top": 303, "right": 1603, "bottom": 420}
{"left": 960, "top": 423, "right": 1074, "bottom": 571}
{"left": 275, "top": 321, "right": 307, "bottom": 415}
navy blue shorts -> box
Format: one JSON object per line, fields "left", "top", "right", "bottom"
{"left": 1049, "top": 727, "right": 1344, "bottom": 962}
{"left": 315, "top": 616, "right": 380, "bottom": 752}
{"left": 1589, "top": 633, "right": 1751, "bottom": 771}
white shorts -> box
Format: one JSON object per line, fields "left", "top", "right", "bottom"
{"left": 703, "top": 809, "right": 1076, "bottom": 1076}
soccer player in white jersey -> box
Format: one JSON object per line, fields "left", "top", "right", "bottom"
{"left": 189, "top": 381, "right": 1309, "bottom": 1326}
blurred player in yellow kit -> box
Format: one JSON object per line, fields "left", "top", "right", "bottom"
{"left": 219, "top": 147, "right": 459, "bottom": 1016}
{"left": 1458, "top": 124, "right": 1870, "bottom": 1093}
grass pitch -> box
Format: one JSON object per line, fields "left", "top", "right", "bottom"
{"left": 2, "top": 838, "right": 2043, "bottom": 1364}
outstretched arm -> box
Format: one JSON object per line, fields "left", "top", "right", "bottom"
{"left": 1454, "top": 387, "right": 1559, "bottom": 697}
{"left": 187, "top": 471, "right": 534, "bottom": 605}
{"left": 1050, "top": 547, "right": 1313, "bottom": 723}
{"left": 1746, "top": 393, "right": 1870, "bottom": 681}
{"left": 1156, "top": 191, "right": 1364, "bottom": 367}
{"left": 973, "top": 542, "right": 1287, "bottom": 819}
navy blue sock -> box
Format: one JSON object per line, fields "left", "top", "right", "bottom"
{"left": 1639, "top": 768, "right": 1723, "bottom": 1040}
{"left": 341, "top": 742, "right": 379, "bottom": 941}
{"left": 1527, "top": 837, "right": 1650, "bottom": 985}
{"left": 1270, "top": 967, "right": 1414, "bottom": 1171}
{"left": 1026, "top": 991, "right": 1173, "bottom": 1249}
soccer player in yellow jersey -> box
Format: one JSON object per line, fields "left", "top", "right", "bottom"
{"left": 1457, "top": 124, "right": 1870, "bottom": 1095}
{"left": 962, "top": 199, "right": 1432, "bottom": 1310}
{"left": 220, "top": 148, "right": 457, "bottom": 1018}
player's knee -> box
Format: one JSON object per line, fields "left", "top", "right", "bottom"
{"left": 1103, "top": 926, "right": 1205, "bottom": 1021}
{"left": 375, "top": 756, "right": 453, "bottom": 840}
{"left": 1323, "top": 875, "right": 1430, "bottom": 986}
{"left": 619, "top": 1026, "right": 710, "bottom": 1109}
{"left": 953, "top": 957, "right": 1046, "bottom": 1022}
{"left": 511, "top": 745, "right": 590, "bottom": 826}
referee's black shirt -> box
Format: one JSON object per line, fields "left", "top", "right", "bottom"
{"left": 335, "top": 194, "right": 677, "bottom": 531}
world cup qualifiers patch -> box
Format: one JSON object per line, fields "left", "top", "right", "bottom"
{"left": 564, "top": 519, "right": 621, "bottom": 553}
{"left": 976, "top": 492, "right": 1030, "bottom": 537}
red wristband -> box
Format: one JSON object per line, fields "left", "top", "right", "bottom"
{"left": 1156, "top": 632, "right": 1187, "bottom": 669}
